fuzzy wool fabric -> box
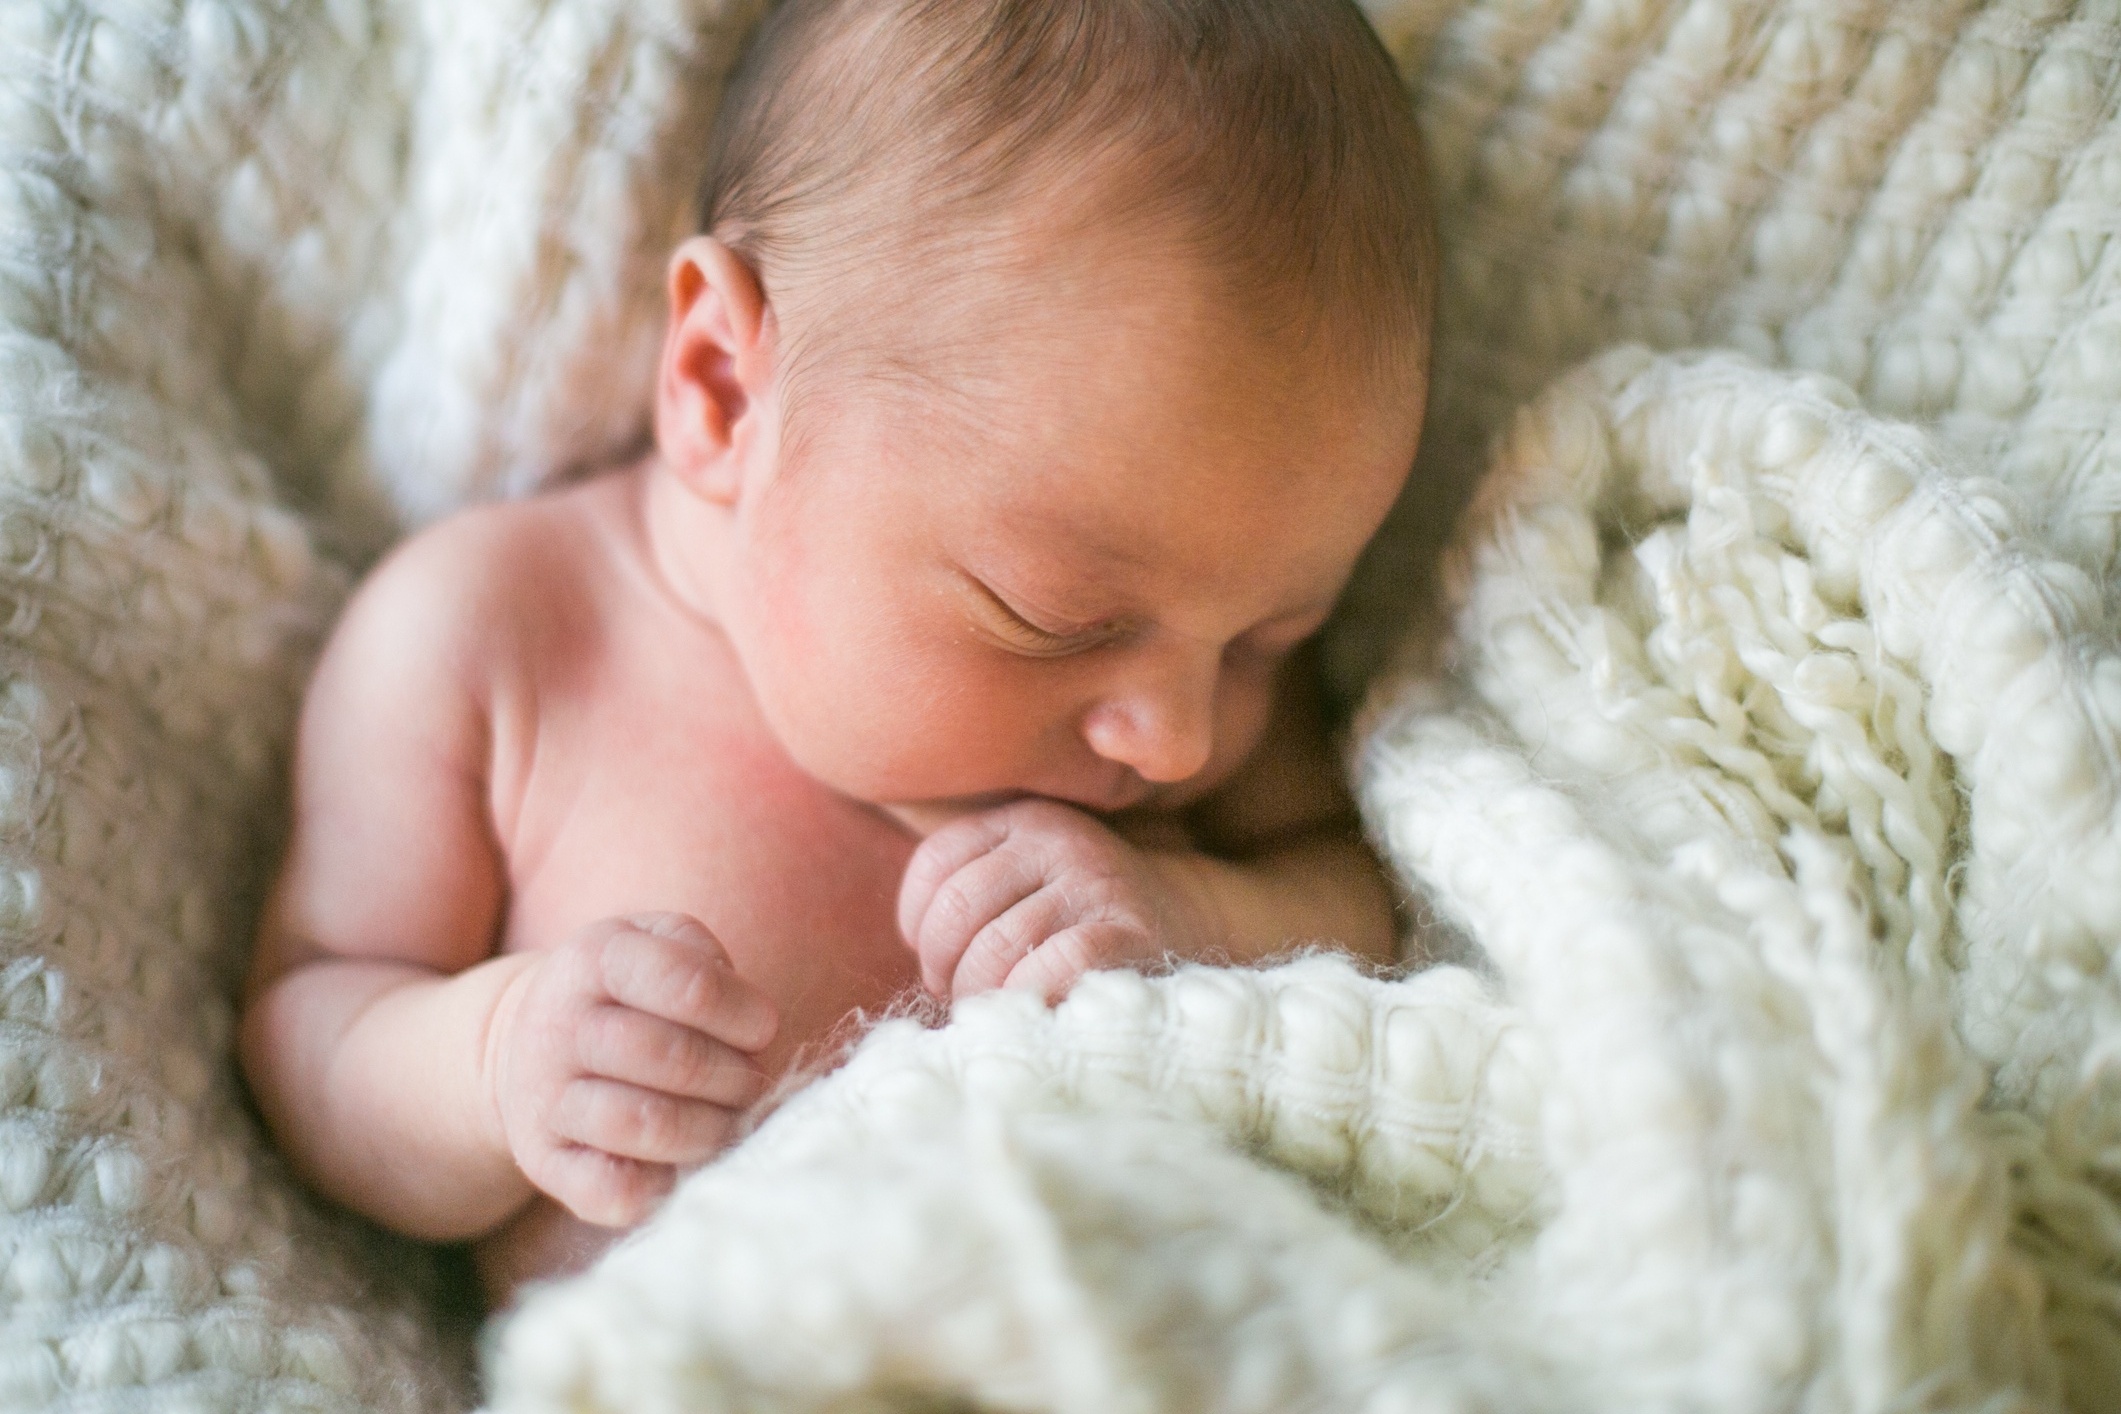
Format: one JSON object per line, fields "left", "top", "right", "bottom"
{"left": 4, "top": 0, "right": 2121, "bottom": 1411}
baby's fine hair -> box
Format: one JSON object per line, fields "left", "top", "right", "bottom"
{"left": 699, "top": 0, "right": 1437, "bottom": 425}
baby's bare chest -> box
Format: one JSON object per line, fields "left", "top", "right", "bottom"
{"left": 492, "top": 615, "right": 919, "bottom": 1071}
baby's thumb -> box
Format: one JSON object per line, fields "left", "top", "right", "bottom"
{"left": 623, "top": 911, "right": 734, "bottom": 968}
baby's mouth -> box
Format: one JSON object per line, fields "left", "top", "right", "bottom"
{"left": 875, "top": 792, "right": 1028, "bottom": 837}
{"left": 878, "top": 776, "right": 1153, "bottom": 836}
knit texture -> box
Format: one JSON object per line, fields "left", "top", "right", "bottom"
{"left": 1332, "top": 0, "right": 2121, "bottom": 701}
{"left": 0, "top": 0, "right": 756, "bottom": 1407}
{"left": 3, "top": 0, "right": 2121, "bottom": 1410}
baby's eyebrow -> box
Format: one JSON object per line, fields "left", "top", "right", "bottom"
{"left": 1001, "top": 508, "right": 1158, "bottom": 573}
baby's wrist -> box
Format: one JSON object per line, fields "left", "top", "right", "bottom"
{"left": 1142, "top": 846, "right": 1236, "bottom": 961}
{"left": 477, "top": 952, "right": 544, "bottom": 1170}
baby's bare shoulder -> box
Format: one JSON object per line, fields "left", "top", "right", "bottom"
{"left": 360, "top": 494, "right": 578, "bottom": 620}
{"left": 327, "top": 491, "right": 598, "bottom": 692}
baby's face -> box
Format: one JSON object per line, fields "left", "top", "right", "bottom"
{"left": 663, "top": 234, "right": 1423, "bottom": 832}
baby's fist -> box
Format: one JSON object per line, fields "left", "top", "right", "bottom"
{"left": 897, "top": 799, "right": 1213, "bottom": 1003}
{"left": 487, "top": 913, "right": 778, "bottom": 1228}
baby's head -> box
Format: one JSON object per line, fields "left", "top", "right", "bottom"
{"left": 652, "top": 0, "right": 1437, "bottom": 827}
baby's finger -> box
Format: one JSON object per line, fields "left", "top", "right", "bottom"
{"left": 905, "top": 842, "right": 1052, "bottom": 996}
{"left": 896, "top": 809, "right": 1019, "bottom": 948}
{"left": 532, "top": 1144, "right": 673, "bottom": 1229}
{"left": 577, "top": 1006, "right": 768, "bottom": 1109}
{"left": 552, "top": 1077, "right": 744, "bottom": 1168}
{"left": 620, "top": 912, "right": 735, "bottom": 966}
{"left": 1001, "top": 923, "right": 1126, "bottom": 1005}
{"left": 600, "top": 927, "right": 779, "bottom": 1053}
{"left": 951, "top": 887, "right": 1075, "bottom": 999}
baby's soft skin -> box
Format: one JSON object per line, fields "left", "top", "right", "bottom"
{"left": 240, "top": 219, "right": 1423, "bottom": 1301}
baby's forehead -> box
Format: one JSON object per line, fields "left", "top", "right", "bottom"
{"left": 838, "top": 334, "right": 1415, "bottom": 544}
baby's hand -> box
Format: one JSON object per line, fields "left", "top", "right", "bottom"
{"left": 897, "top": 799, "right": 1216, "bottom": 1003}
{"left": 488, "top": 913, "right": 779, "bottom": 1227}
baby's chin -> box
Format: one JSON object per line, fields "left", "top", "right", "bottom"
{"left": 878, "top": 799, "right": 992, "bottom": 837}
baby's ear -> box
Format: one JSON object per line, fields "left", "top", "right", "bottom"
{"left": 655, "top": 236, "right": 773, "bottom": 505}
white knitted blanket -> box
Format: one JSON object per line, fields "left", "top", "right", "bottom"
{"left": 5, "top": 1, "right": 2121, "bottom": 1411}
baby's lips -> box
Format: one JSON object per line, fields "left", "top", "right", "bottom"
{"left": 909, "top": 774, "right": 1154, "bottom": 825}
{"left": 879, "top": 791, "right": 1032, "bottom": 837}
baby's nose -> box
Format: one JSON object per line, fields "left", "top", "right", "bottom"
{"left": 1081, "top": 657, "right": 1217, "bottom": 785}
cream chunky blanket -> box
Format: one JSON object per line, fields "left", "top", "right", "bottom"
{"left": 4, "top": 1, "right": 2121, "bottom": 1411}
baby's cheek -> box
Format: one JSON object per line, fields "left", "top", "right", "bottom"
{"left": 1210, "top": 666, "right": 1279, "bottom": 768}
{"left": 755, "top": 607, "right": 954, "bottom": 794}
{"left": 748, "top": 539, "right": 1070, "bottom": 800}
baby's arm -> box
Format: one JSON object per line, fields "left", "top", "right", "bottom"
{"left": 241, "top": 522, "right": 774, "bottom": 1241}
{"left": 241, "top": 526, "right": 528, "bottom": 1239}
{"left": 899, "top": 648, "right": 1400, "bottom": 1001}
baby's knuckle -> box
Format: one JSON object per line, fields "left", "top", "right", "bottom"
{"left": 553, "top": 1078, "right": 600, "bottom": 1137}
{"left": 959, "top": 938, "right": 1027, "bottom": 996}
{"left": 979, "top": 908, "right": 1049, "bottom": 959}
{"left": 926, "top": 876, "right": 987, "bottom": 938}
{"left": 646, "top": 1026, "right": 693, "bottom": 1079}
{"left": 1016, "top": 828, "right": 1077, "bottom": 867}
{"left": 618, "top": 1089, "right": 676, "bottom": 1149}
{"left": 915, "top": 819, "right": 982, "bottom": 866}
{"left": 1050, "top": 930, "right": 1122, "bottom": 987}
{"left": 667, "top": 1036, "right": 735, "bottom": 1099}
{"left": 1105, "top": 882, "right": 1156, "bottom": 927}
{"left": 673, "top": 961, "right": 727, "bottom": 1020}
{"left": 582, "top": 933, "right": 644, "bottom": 1002}
{"left": 1059, "top": 871, "right": 1124, "bottom": 919}
{"left": 548, "top": 934, "right": 608, "bottom": 999}
{"left": 569, "top": 1082, "right": 639, "bottom": 1152}
{"left": 574, "top": 1005, "right": 629, "bottom": 1063}
{"left": 900, "top": 846, "right": 949, "bottom": 903}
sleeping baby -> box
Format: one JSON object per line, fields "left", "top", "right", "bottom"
{"left": 239, "top": 0, "right": 1437, "bottom": 1303}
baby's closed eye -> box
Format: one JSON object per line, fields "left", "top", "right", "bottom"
{"left": 961, "top": 571, "right": 1131, "bottom": 658}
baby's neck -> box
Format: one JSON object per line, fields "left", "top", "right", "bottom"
{"left": 632, "top": 454, "right": 734, "bottom": 629}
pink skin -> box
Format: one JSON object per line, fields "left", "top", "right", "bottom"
{"left": 239, "top": 215, "right": 1423, "bottom": 1304}
{"left": 659, "top": 227, "right": 1422, "bottom": 992}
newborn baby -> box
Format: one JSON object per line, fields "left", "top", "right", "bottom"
{"left": 240, "top": 0, "right": 1437, "bottom": 1302}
